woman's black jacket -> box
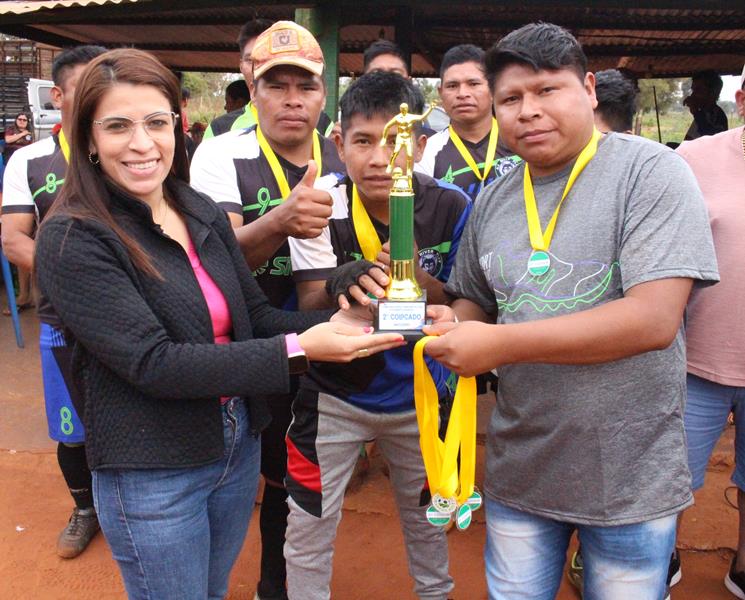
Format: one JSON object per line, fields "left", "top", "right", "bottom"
{"left": 35, "top": 178, "right": 330, "bottom": 470}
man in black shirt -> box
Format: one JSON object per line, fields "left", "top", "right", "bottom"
{"left": 191, "top": 21, "right": 344, "bottom": 600}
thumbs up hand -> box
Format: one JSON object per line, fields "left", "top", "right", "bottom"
{"left": 275, "top": 159, "right": 334, "bottom": 239}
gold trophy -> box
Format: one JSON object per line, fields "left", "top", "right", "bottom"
{"left": 374, "top": 102, "right": 433, "bottom": 340}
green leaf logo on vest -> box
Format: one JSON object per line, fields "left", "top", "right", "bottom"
{"left": 527, "top": 250, "right": 551, "bottom": 276}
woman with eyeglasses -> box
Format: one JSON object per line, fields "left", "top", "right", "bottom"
{"left": 3, "top": 112, "right": 33, "bottom": 163}
{"left": 35, "top": 48, "right": 404, "bottom": 599}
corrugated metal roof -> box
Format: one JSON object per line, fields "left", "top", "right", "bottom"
{"left": 0, "top": 0, "right": 137, "bottom": 16}
{"left": 0, "top": 1, "right": 743, "bottom": 77}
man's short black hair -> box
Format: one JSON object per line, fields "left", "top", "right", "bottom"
{"left": 340, "top": 70, "right": 424, "bottom": 134}
{"left": 226, "top": 79, "right": 250, "bottom": 102}
{"left": 594, "top": 69, "right": 639, "bottom": 132}
{"left": 237, "top": 18, "right": 273, "bottom": 54}
{"left": 363, "top": 40, "right": 408, "bottom": 74}
{"left": 52, "top": 45, "right": 107, "bottom": 88}
{"left": 439, "top": 44, "right": 485, "bottom": 80}
{"left": 691, "top": 69, "right": 724, "bottom": 98}
{"left": 484, "top": 22, "right": 587, "bottom": 90}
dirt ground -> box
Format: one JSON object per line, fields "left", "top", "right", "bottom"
{"left": 0, "top": 303, "right": 739, "bottom": 599}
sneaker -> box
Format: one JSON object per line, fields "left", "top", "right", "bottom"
{"left": 668, "top": 549, "right": 682, "bottom": 587}
{"left": 567, "top": 550, "right": 584, "bottom": 596}
{"left": 56, "top": 507, "right": 100, "bottom": 559}
{"left": 725, "top": 556, "right": 745, "bottom": 600}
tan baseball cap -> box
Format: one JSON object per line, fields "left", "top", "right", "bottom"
{"left": 251, "top": 21, "right": 325, "bottom": 80}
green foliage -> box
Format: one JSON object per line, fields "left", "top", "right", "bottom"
{"left": 413, "top": 78, "right": 439, "bottom": 105}
{"left": 181, "top": 72, "right": 242, "bottom": 128}
{"left": 638, "top": 78, "right": 682, "bottom": 115}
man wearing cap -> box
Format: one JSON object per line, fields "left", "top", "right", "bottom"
{"left": 203, "top": 19, "right": 333, "bottom": 140}
{"left": 190, "top": 21, "right": 344, "bottom": 600}
{"left": 674, "top": 65, "right": 745, "bottom": 599}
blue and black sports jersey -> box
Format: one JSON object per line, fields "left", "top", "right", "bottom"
{"left": 2, "top": 134, "right": 67, "bottom": 326}
{"left": 290, "top": 172, "right": 472, "bottom": 413}
{"left": 415, "top": 128, "right": 521, "bottom": 201}
{"left": 191, "top": 125, "right": 345, "bottom": 309}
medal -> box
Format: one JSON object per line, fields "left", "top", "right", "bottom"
{"left": 256, "top": 125, "right": 323, "bottom": 199}
{"left": 431, "top": 494, "right": 457, "bottom": 514}
{"left": 455, "top": 503, "right": 473, "bottom": 531}
{"left": 351, "top": 183, "right": 383, "bottom": 262}
{"left": 426, "top": 505, "right": 452, "bottom": 527}
{"left": 465, "top": 489, "right": 483, "bottom": 511}
{"left": 448, "top": 118, "right": 499, "bottom": 191}
{"left": 527, "top": 250, "right": 551, "bottom": 276}
{"left": 523, "top": 128, "right": 602, "bottom": 264}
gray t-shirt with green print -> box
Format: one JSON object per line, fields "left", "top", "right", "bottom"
{"left": 446, "top": 132, "right": 719, "bottom": 526}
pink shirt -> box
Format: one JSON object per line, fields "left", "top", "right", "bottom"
{"left": 187, "top": 239, "right": 232, "bottom": 345}
{"left": 678, "top": 126, "right": 745, "bottom": 386}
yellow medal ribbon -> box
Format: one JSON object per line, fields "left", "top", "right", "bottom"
{"left": 413, "top": 336, "right": 477, "bottom": 505}
{"left": 351, "top": 184, "right": 383, "bottom": 262}
{"left": 256, "top": 125, "right": 323, "bottom": 199}
{"left": 58, "top": 129, "right": 71, "bottom": 163}
{"left": 524, "top": 128, "right": 602, "bottom": 252}
{"left": 448, "top": 118, "right": 499, "bottom": 185}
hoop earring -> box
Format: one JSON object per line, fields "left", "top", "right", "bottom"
{"left": 88, "top": 152, "right": 99, "bottom": 165}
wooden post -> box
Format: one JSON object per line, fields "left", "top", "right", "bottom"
{"left": 394, "top": 6, "right": 413, "bottom": 75}
{"left": 296, "top": 4, "right": 340, "bottom": 125}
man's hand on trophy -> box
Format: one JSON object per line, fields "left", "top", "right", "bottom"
{"left": 426, "top": 304, "right": 456, "bottom": 324}
{"left": 325, "top": 259, "right": 389, "bottom": 310}
{"left": 275, "top": 160, "right": 333, "bottom": 239}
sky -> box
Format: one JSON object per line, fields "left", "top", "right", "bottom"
{"left": 721, "top": 75, "right": 742, "bottom": 102}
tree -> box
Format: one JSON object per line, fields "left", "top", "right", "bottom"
{"left": 637, "top": 78, "right": 683, "bottom": 114}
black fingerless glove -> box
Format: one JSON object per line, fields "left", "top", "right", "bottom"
{"left": 325, "top": 259, "right": 377, "bottom": 302}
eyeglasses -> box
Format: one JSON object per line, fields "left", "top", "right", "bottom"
{"left": 17, "top": 117, "right": 28, "bottom": 121}
{"left": 92, "top": 111, "right": 179, "bottom": 140}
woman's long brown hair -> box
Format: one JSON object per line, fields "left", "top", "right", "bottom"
{"left": 44, "top": 48, "right": 190, "bottom": 278}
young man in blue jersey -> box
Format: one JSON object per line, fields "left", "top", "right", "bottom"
{"left": 284, "top": 71, "right": 472, "bottom": 600}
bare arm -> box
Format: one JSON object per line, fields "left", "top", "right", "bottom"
{"left": 229, "top": 160, "right": 332, "bottom": 270}
{"left": 1, "top": 213, "right": 36, "bottom": 271}
{"left": 4, "top": 129, "right": 28, "bottom": 144}
{"left": 451, "top": 297, "right": 493, "bottom": 323}
{"left": 425, "top": 278, "right": 692, "bottom": 377}
{"left": 296, "top": 279, "right": 334, "bottom": 311}
{"left": 230, "top": 209, "right": 290, "bottom": 270}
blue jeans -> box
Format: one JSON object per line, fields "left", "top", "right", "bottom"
{"left": 485, "top": 498, "right": 676, "bottom": 600}
{"left": 685, "top": 373, "right": 745, "bottom": 491}
{"left": 92, "top": 398, "right": 260, "bottom": 600}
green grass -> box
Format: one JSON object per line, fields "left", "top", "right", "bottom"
{"left": 638, "top": 110, "right": 741, "bottom": 146}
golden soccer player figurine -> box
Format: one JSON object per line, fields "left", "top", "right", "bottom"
{"left": 381, "top": 102, "right": 434, "bottom": 178}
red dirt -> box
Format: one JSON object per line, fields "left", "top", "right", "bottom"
{"left": 0, "top": 305, "right": 738, "bottom": 599}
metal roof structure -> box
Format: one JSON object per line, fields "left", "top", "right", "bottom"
{"left": 0, "top": 1, "right": 743, "bottom": 77}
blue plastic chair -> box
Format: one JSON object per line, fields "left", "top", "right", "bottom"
{"left": 1, "top": 246, "right": 25, "bottom": 348}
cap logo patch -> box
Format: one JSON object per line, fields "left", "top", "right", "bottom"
{"left": 271, "top": 29, "right": 300, "bottom": 54}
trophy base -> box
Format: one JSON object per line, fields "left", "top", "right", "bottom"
{"left": 374, "top": 291, "right": 428, "bottom": 342}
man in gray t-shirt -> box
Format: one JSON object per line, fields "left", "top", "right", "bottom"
{"left": 424, "top": 23, "right": 719, "bottom": 600}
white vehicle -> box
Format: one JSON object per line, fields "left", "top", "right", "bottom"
{"left": 27, "top": 78, "right": 60, "bottom": 140}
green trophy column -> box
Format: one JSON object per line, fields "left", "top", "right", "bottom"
{"left": 387, "top": 170, "right": 422, "bottom": 301}
{"left": 390, "top": 193, "right": 415, "bottom": 261}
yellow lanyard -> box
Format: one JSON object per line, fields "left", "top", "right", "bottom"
{"left": 524, "top": 128, "right": 601, "bottom": 252}
{"left": 255, "top": 125, "right": 323, "bottom": 199}
{"left": 58, "top": 129, "right": 70, "bottom": 163}
{"left": 448, "top": 118, "right": 499, "bottom": 183}
{"left": 413, "top": 336, "right": 477, "bottom": 505}
{"left": 351, "top": 184, "right": 383, "bottom": 262}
